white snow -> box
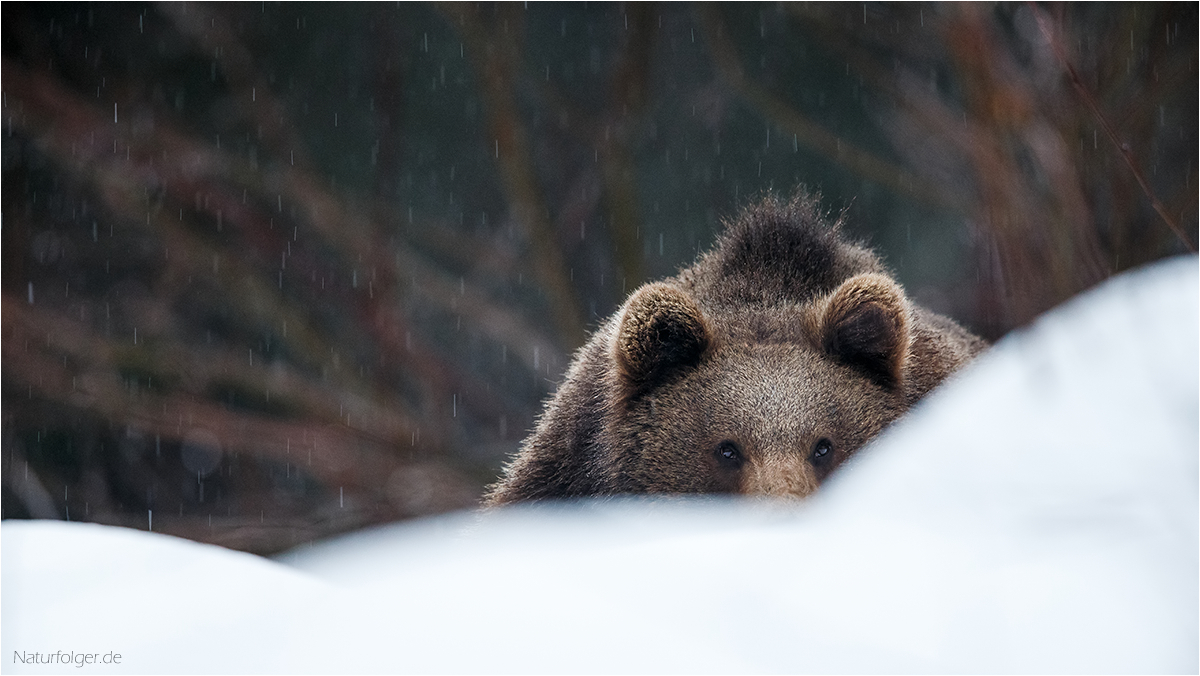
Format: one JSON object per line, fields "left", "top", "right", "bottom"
{"left": 3, "top": 255, "right": 1197, "bottom": 674}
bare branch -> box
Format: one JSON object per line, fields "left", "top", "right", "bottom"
{"left": 1029, "top": 2, "right": 1195, "bottom": 254}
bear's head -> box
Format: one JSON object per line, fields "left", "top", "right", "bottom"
{"left": 608, "top": 273, "right": 910, "bottom": 496}
{"left": 484, "top": 193, "right": 984, "bottom": 505}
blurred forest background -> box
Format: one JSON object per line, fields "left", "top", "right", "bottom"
{"left": 3, "top": 2, "right": 1196, "bottom": 555}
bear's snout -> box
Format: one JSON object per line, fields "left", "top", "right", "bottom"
{"left": 740, "top": 452, "right": 820, "bottom": 498}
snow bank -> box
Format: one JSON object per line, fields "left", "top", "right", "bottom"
{"left": 4, "top": 256, "right": 1196, "bottom": 674}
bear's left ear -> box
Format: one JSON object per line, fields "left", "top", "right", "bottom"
{"left": 615, "top": 282, "right": 711, "bottom": 400}
{"left": 818, "top": 273, "right": 910, "bottom": 389}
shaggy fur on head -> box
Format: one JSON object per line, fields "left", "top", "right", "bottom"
{"left": 485, "top": 192, "right": 987, "bottom": 505}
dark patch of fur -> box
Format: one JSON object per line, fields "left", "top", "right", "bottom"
{"left": 683, "top": 193, "right": 883, "bottom": 307}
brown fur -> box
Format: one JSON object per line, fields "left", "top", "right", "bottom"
{"left": 485, "top": 192, "right": 987, "bottom": 505}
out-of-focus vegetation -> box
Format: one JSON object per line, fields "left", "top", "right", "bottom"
{"left": 3, "top": 2, "right": 1195, "bottom": 554}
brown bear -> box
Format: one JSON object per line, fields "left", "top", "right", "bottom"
{"left": 485, "top": 192, "right": 986, "bottom": 505}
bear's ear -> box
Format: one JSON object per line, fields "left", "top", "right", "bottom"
{"left": 615, "top": 282, "right": 711, "bottom": 399}
{"left": 819, "top": 273, "right": 910, "bottom": 389}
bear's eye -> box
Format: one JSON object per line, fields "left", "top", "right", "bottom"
{"left": 714, "top": 440, "right": 743, "bottom": 469}
{"left": 810, "top": 438, "right": 834, "bottom": 466}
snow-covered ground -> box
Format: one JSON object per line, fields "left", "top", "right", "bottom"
{"left": 4, "top": 256, "right": 1197, "bottom": 674}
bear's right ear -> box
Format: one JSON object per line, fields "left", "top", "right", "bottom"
{"left": 614, "top": 282, "right": 711, "bottom": 400}
{"left": 818, "top": 273, "right": 911, "bottom": 390}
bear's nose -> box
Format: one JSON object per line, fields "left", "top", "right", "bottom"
{"left": 739, "top": 452, "right": 819, "bottom": 498}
